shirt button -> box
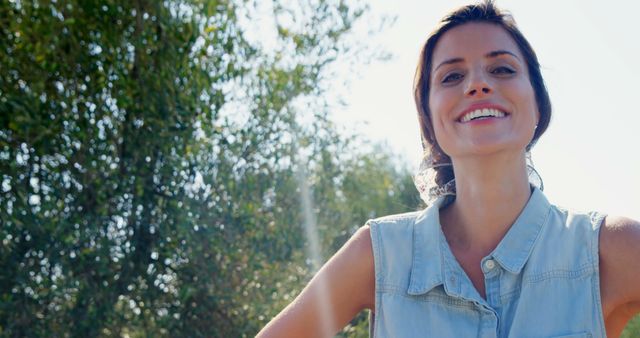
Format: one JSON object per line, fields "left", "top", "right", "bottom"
{"left": 484, "top": 259, "right": 496, "bottom": 270}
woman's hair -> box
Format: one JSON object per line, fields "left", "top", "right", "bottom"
{"left": 413, "top": 0, "right": 552, "bottom": 203}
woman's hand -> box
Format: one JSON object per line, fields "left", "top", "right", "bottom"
{"left": 256, "top": 225, "right": 376, "bottom": 338}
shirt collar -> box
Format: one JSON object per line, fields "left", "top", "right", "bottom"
{"left": 407, "top": 187, "right": 551, "bottom": 296}
{"left": 490, "top": 187, "right": 551, "bottom": 274}
{"left": 407, "top": 195, "right": 448, "bottom": 295}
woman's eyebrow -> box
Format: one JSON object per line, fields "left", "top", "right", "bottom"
{"left": 434, "top": 57, "right": 464, "bottom": 72}
{"left": 485, "top": 49, "right": 520, "bottom": 60}
{"left": 434, "top": 49, "right": 520, "bottom": 72}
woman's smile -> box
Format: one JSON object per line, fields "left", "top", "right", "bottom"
{"left": 456, "top": 103, "right": 510, "bottom": 123}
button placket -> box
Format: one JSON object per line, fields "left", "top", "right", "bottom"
{"left": 483, "top": 259, "right": 502, "bottom": 310}
{"left": 486, "top": 276, "right": 501, "bottom": 307}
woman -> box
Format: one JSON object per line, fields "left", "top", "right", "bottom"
{"left": 257, "top": 1, "right": 640, "bottom": 337}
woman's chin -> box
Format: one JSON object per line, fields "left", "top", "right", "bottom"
{"left": 448, "top": 140, "right": 529, "bottom": 158}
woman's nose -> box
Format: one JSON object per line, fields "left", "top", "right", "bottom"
{"left": 465, "top": 73, "right": 492, "bottom": 97}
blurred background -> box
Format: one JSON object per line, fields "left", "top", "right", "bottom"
{"left": 0, "top": 0, "right": 638, "bottom": 337}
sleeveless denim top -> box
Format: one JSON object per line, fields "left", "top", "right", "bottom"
{"left": 368, "top": 188, "right": 607, "bottom": 337}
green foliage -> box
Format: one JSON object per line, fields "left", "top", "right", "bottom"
{"left": 622, "top": 315, "right": 640, "bottom": 338}
{"left": 0, "top": 0, "right": 407, "bottom": 337}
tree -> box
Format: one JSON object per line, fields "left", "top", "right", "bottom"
{"left": 0, "top": 0, "right": 413, "bottom": 336}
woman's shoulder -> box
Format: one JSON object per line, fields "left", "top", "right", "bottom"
{"left": 367, "top": 209, "right": 426, "bottom": 257}
{"left": 596, "top": 215, "right": 640, "bottom": 329}
{"left": 368, "top": 209, "right": 426, "bottom": 226}
{"left": 599, "top": 216, "right": 640, "bottom": 293}
{"left": 599, "top": 216, "right": 640, "bottom": 275}
{"left": 353, "top": 208, "right": 427, "bottom": 257}
{"left": 546, "top": 202, "right": 606, "bottom": 229}
{"left": 599, "top": 215, "right": 640, "bottom": 243}
{"left": 545, "top": 202, "right": 640, "bottom": 265}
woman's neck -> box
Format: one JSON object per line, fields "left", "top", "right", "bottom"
{"left": 440, "top": 152, "right": 532, "bottom": 256}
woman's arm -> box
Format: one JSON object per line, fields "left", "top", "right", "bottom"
{"left": 599, "top": 215, "right": 640, "bottom": 335}
{"left": 256, "top": 224, "right": 376, "bottom": 338}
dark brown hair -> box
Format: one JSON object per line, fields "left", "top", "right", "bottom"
{"left": 414, "top": 0, "right": 552, "bottom": 190}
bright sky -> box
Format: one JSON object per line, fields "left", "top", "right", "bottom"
{"left": 331, "top": 0, "right": 640, "bottom": 220}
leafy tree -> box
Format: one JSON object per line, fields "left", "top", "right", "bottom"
{"left": 0, "top": 0, "right": 413, "bottom": 337}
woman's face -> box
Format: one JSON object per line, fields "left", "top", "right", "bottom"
{"left": 428, "top": 22, "right": 539, "bottom": 160}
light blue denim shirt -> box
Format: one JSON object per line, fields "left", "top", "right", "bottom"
{"left": 368, "top": 188, "right": 607, "bottom": 337}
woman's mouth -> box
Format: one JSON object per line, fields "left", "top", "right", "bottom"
{"left": 458, "top": 108, "right": 509, "bottom": 123}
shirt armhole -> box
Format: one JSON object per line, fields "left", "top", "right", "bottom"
{"left": 368, "top": 220, "right": 382, "bottom": 338}
{"left": 591, "top": 211, "right": 608, "bottom": 338}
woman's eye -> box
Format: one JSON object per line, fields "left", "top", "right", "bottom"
{"left": 492, "top": 66, "right": 515, "bottom": 75}
{"left": 442, "top": 72, "right": 463, "bottom": 83}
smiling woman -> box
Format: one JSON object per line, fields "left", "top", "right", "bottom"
{"left": 256, "top": 1, "right": 640, "bottom": 337}
{"left": 413, "top": 6, "right": 551, "bottom": 203}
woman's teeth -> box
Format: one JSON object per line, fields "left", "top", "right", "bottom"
{"left": 460, "top": 108, "right": 506, "bottom": 122}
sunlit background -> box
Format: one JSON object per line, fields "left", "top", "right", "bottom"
{"left": 3, "top": 1, "right": 640, "bottom": 336}
{"left": 334, "top": 0, "right": 640, "bottom": 219}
